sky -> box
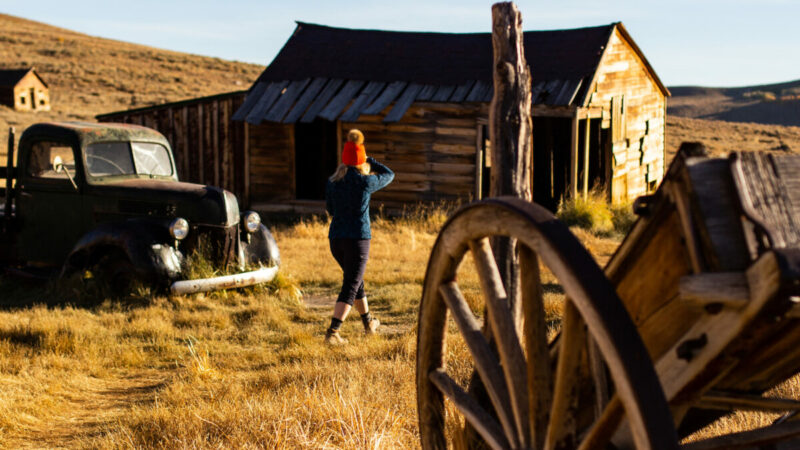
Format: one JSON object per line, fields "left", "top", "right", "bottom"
{"left": 1, "top": 0, "right": 798, "bottom": 87}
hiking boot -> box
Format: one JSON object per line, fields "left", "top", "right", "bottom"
{"left": 325, "top": 328, "right": 347, "bottom": 345}
{"left": 364, "top": 318, "right": 380, "bottom": 335}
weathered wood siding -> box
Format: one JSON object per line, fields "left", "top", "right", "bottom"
{"left": 341, "top": 103, "right": 481, "bottom": 205}
{"left": 97, "top": 92, "right": 249, "bottom": 204}
{"left": 248, "top": 123, "right": 295, "bottom": 202}
{"left": 587, "top": 28, "right": 667, "bottom": 203}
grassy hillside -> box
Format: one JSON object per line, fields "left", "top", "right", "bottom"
{"left": 0, "top": 13, "right": 263, "bottom": 137}
{"left": 668, "top": 78, "right": 800, "bottom": 127}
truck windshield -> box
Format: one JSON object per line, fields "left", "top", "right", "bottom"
{"left": 86, "top": 142, "right": 173, "bottom": 177}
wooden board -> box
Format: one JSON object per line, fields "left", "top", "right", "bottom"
{"left": 300, "top": 78, "right": 344, "bottom": 123}
{"left": 245, "top": 81, "right": 289, "bottom": 125}
{"left": 339, "top": 81, "right": 386, "bottom": 122}
{"left": 383, "top": 84, "right": 423, "bottom": 123}
{"left": 263, "top": 78, "right": 310, "bottom": 123}
{"left": 283, "top": 77, "right": 328, "bottom": 124}
{"left": 362, "top": 81, "right": 407, "bottom": 115}
{"left": 318, "top": 79, "right": 366, "bottom": 121}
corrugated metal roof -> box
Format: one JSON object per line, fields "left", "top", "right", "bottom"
{"left": 234, "top": 23, "right": 618, "bottom": 124}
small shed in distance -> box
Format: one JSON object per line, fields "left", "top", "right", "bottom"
{"left": 0, "top": 68, "right": 51, "bottom": 111}
{"left": 99, "top": 21, "right": 669, "bottom": 212}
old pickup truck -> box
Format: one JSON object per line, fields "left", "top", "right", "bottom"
{"left": 0, "top": 122, "right": 279, "bottom": 294}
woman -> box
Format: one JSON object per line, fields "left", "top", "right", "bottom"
{"left": 324, "top": 129, "right": 394, "bottom": 344}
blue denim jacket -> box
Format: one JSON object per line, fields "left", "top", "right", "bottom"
{"left": 326, "top": 157, "right": 394, "bottom": 239}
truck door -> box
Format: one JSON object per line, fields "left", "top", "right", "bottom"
{"left": 16, "top": 139, "right": 84, "bottom": 266}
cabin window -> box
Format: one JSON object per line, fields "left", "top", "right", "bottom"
{"left": 19, "top": 96, "right": 26, "bottom": 105}
{"left": 27, "top": 141, "right": 75, "bottom": 179}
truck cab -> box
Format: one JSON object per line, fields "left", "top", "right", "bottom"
{"left": 1, "top": 122, "right": 279, "bottom": 293}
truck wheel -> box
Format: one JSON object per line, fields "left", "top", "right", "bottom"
{"left": 94, "top": 254, "right": 143, "bottom": 296}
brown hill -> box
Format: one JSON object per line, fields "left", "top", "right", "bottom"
{"left": 666, "top": 115, "right": 800, "bottom": 161}
{"left": 668, "top": 79, "right": 800, "bottom": 127}
{"left": 0, "top": 13, "right": 263, "bottom": 137}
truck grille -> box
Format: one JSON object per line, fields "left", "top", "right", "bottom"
{"left": 182, "top": 224, "right": 239, "bottom": 269}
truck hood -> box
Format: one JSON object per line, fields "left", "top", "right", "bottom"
{"left": 89, "top": 179, "right": 239, "bottom": 227}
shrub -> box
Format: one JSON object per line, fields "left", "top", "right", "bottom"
{"left": 610, "top": 202, "right": 637, "bottom": 235}
{"left": 556, "top": 193, "right": 614, "bottom": 236}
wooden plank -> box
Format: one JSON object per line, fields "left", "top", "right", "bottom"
{"left": 449, "top": 81, "right": 475, "bottom": 102}
{"left": 679, "top": 273, "right": 749, "bottom": 309}
{"left": 655, "top": 251, "right": 782, "bottom": 403}
{"left": 732, "top": 152, "right": 800, "bottom": 249}
{"left": 245, "top": 81, "right": 289, "bottom": 125}
{"left": 318, "top": 80, "right": 365, "bottom": 121}
{"left": 569, "top": 110, "right": 579, "bottom": 198}
{"left": 339, "top": 81, "right": 386, "bottom": 122}
{"left": 686, "top": 158, "right": 750, "bottom": 270}
{"left": 416, "top": 84, "right": 437, "bottom": 101}
{"left": 263, "top": 78, "right": 311, "bottom": 123}
{"left": 383, "top": 84, "right": 423, "bottom": 123}
{"left": 232, "top": 81, "right": 269, "bottom": 121}
{"left": 466, "top": 80, "right": 491, "bottom": 102}
{"left": 431, "top": 85, "right": 456, "bottom": 102}
{"left": 362, "top": 81, "right": 407, "bottom": 115}
{"left": 300, "top": 78, "right": 344, "bottom": 123}
{"left": 212, "top": 100, "right": 219, "bottom": 186}
{"left": 282, "top": 77, "right": 328, "bottom": 124}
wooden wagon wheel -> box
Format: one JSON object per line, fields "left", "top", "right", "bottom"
{"left": 417, "top": 197, "right": 679, "bottom": 449}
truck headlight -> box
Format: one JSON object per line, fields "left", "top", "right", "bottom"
{"left": 242, "top": 211, "right": 261, "bottom": 233}
{"left": 169, "top": 218, "right": 189, "bottom": 240}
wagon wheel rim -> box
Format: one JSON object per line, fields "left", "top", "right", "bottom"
{"left": 416, "top": 197, "right": 678, "bottom": 450}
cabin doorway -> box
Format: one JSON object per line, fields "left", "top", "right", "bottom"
{"left": 532, "top": 117, "right": 572, "bottom": 211}
{"left": 294, "top": 119, "right": 338, "bottom": 200}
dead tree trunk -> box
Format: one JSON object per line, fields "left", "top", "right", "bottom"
{"left": 489, "top": 1, "right": 533, "bottom": 325}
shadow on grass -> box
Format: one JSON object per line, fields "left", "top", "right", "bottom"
{"left": 0, "top": 274, "right": 152, "bottom": 311}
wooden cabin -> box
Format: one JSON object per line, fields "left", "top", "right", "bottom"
{"left": 98, "top": 21, "right": 669, "bottom": 212}
{"left": 0, "top": 68, "right": 51, "bottom": 111}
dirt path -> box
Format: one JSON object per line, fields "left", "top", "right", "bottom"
{"left": 303, "top": 294, "right": 405, "bottom": 336}
{"left": 7, "top": 371, "right": 168, "bottom": 449}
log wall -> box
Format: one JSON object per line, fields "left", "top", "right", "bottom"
{"left": 97, "top": 92, "right": 249, "bottom": 204}
{"left": 248, "top": 122, "right": 295, "bottom": 201}
{"left": 587, "top": 28, "right": 667, "bottom": 203}
{"left": 341, "top": 102, "right": 484, "bottom": 205}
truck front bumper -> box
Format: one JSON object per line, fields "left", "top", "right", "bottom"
{"left": 169, "top": 266, "right": 279, "bottom": 295}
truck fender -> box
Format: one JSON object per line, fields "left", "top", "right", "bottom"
{"left": 61, "top": 219, "right": 182, "bottom": 283}
{"left": 242, "top": 224, "right": 280, "bottom": 268}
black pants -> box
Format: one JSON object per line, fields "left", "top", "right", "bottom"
{"left": 329, "top": 238, "right": 370, "bottom": 305}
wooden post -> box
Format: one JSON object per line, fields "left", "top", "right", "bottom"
{"left": 583, "top": 114, "right": 591, "bottom": 197}
{"left": 570, "top": 109, "right": 579, "bottom": 198}
{"left": 489, "top": 1, "right": 533, "bottom": 325}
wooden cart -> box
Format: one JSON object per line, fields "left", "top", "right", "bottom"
{"left": 416, "top": 145, "right": 800, "bottom": 449}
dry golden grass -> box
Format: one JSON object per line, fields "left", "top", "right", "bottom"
{"left": 0, "top": 206, "right": 798, "bottom": 447}
{"left": 0, "top": 208, "right": 607, "bottom": 448}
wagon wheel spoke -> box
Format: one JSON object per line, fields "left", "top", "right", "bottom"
{"left": 520, "top": 244, "right": 552, "bottom": 448}
{"left": 588, "top": 335, "right": 611, "bottom": 418}
{"left": 545, "top": 299, "right": 587, "bottom": 450}
{"left": 429, "top": 368, "right": 510, "bottom": 450}
{"left": 438, "top": 281, "right": 518, "bottom": 445}
{"left": 470, "top": 237, "right": 531, "bottom": 447}
{"left": 576, "top": 396, "right": 624, "bottom": 450}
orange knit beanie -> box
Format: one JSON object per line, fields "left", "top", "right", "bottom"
{"left": 342, "top": 129, "right": 366, "bottom": 166}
